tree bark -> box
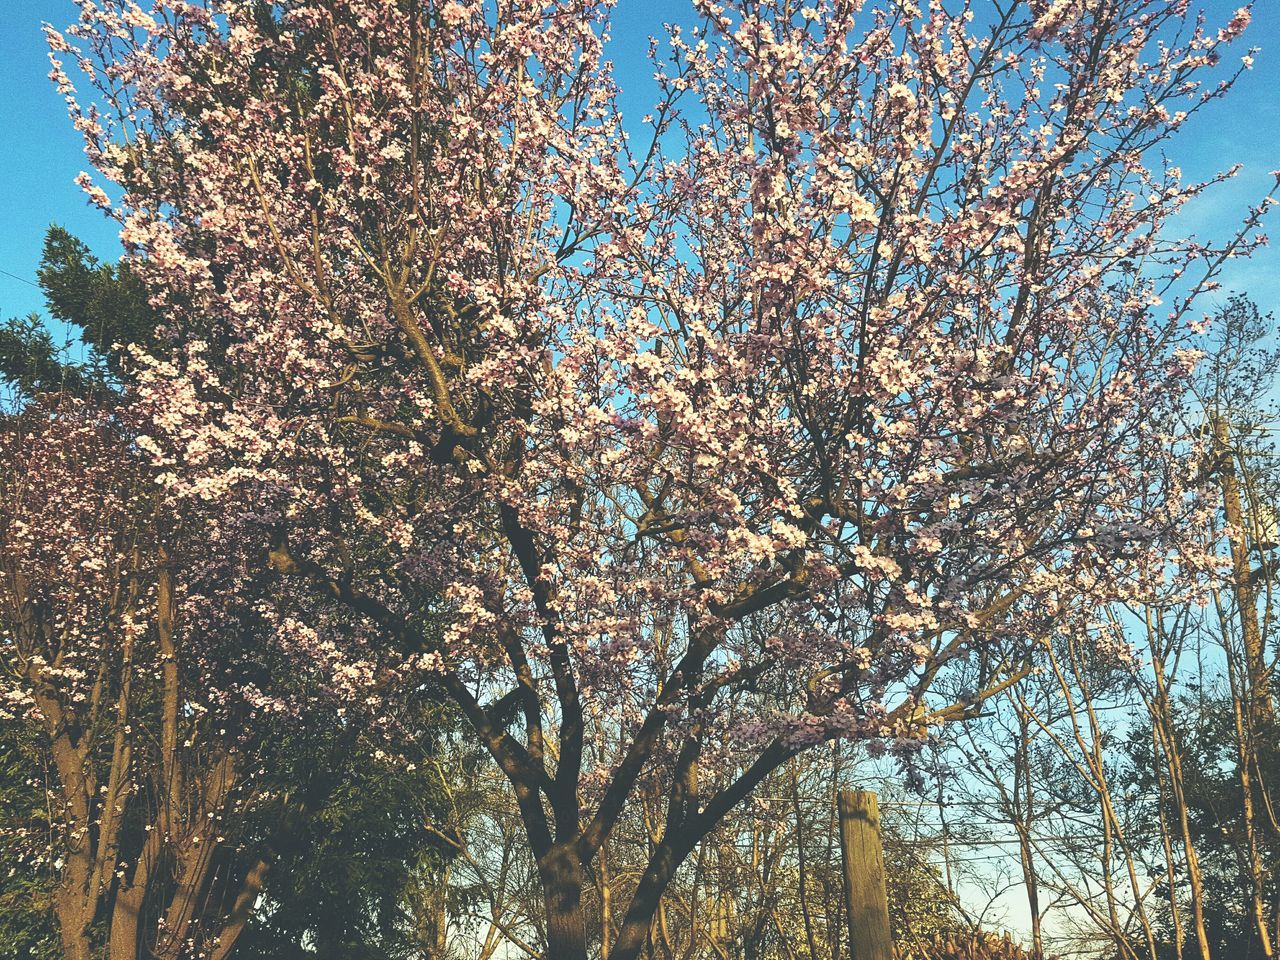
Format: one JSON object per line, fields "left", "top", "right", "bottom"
{"left": 54, "top": 888, "right": 93, "bottom": 960}
{"left": 1213, "top": 415, "right": 1273, "bottom": 727}
{"left": 540, "top": 843, "right": 589, "bottom": 960}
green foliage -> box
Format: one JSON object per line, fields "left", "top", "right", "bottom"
{"left": 235, "top": 703, "right": 465, "bottom": 960}
{"left": 36, "top": 226, "right": 158, "bottom": 375}
{"left": 0, "top": 722, "right": 57, "bottom": 960}
{"left": 0, "top": 313, "right": 92, "bottom": 401}
{"left": 1, "top": 226, "right": 159, "bottom": 404}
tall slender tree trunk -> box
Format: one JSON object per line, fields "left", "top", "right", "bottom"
{"left": 1227, "top": 652, "right": 1276, "bottom": 959}
{"left": 1013, "top": 708, "right": 1043, "bottom": 960}
{"left": 1150, "top": 655, "right": 1213, "bottom": 960}
{"left": 1213, "top": 416, "right": 1276, "bottom": 957}
{"left": 791, "top": 764, "right": 821, "bottom": 960}
{"left": 1153, "top": 723, "right": 1185, "bottom": 960}
{"left": 599, "top": 842, "right": 614, "bottom": 960}
{"left": 1214, "top": 415, "right": 1273, "bottom": 727}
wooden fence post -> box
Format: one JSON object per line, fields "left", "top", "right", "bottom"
{"left": 839, "top": 789, "right": 894, "bottom": 960}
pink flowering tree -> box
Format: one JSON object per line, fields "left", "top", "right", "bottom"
{"left": 51, "top": 0, "right": 1269, "bottom": 956}
{"left": 0, "top": 397, "right": 281, "bottom": 960}
{"left": 0, "top": 395, "right": 417, "bottom": 957}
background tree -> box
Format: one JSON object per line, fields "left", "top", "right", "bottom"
{"left": 234, "top": 695, "right": 473, "bottom": 960}
{"left": 0, "top": 396, "right": 277, "bottom": 960}
{"left": 0, "top": 225, "right": 160, "bottom": 407}
{"left": 918, "top": 296, "right": 1280, "bottom": 960}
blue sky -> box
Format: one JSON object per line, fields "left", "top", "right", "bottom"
{"left": 2, "top": 0, "right": 1277, "bottom": 323}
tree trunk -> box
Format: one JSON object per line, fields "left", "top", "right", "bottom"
{"left": 54, "top": 886, "right": 93, "bottom": 960}
{"left": 108, "top": 881, "right": 145, "bottom": 960}
{"left": 1013, "top": 709, "right": 1043, "bottom": 960}
{"left": 540, "top": 844, "right": 589, "bottom": 960}
{"left": 599, "top": 842, "right": 613, "bottom": 960}
{"left": 1151, "top": 655, "right": 1212, "bottom": 960}
{"left": 1213, "top": 415, "right": 1273, "bottom": 727}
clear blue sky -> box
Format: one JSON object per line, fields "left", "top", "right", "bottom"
{"left": 2, "top": 0, "right": 1277, "bottom": 322}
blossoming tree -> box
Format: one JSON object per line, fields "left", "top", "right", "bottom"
{"left": 0, "top": 398, "right": 279, "bottom": 960}
{"left": 50, "top": 0, "right": 1268, "bottom": 955}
